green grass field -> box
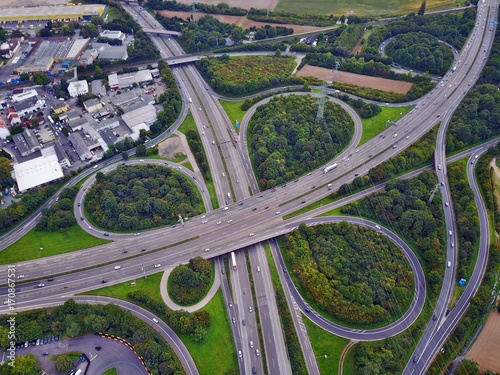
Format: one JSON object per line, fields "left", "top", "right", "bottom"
{"left": 102, "top": 369, "right": 117, "bottom": 375}
{"left": 177, "top": 289, "right": 237, "bottom": 375}
{"left": 360, "top": 105, "right": 411, "bottom": 145}
{"left": 84, "top": 272, "right": 163, "bottom": 301}
{"left": 104, "top": 6, "right": 122, "bottom": 21}
{"left": 274, "top": 0, "right": 458, "bottom": 17}
{"left": 0, "top": 225, "right": 110, "bottom": 265}
{"left": 303, "top": 317, "right": 349, "bottom": 375}
{"left": 219, "top": 100, "right": 248, "bottom": 131}
{"left": 178, "top": 111, "right": 218, "bottom": 209}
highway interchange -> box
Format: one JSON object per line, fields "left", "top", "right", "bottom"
{"left": 1, "top": 0, "right": 499, "bottom": 373}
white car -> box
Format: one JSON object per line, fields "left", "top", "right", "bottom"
{"left": 152, "top": 318, "right": 159, "bottom": 324}
{"left": 227, "top": 220, "right": 233, "bottom": 224}
{"left": 249, "top": 233, "right": 254, "bottom": 236}
{"left": 114, "top": 266, "right": 121, "bottom": 270}
{"left": 154, "top": 264, "right": 161, "bottom": 268}
{"left": 201, "top": 220, "right": 208, "bottom": 224}
{"left": 204, "top": 248, "right": 210, "bottom": 252}
{"left": 17, "top": 275, "right": 25, "bottom": 279}
{"left": 200, "top": 215, "right": 206, "bottom": 219}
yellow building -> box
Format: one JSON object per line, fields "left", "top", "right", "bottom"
{"left": 0, "top": 5, "right": 103, "bottom": 23}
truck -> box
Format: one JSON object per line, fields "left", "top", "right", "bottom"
{"left": 451, "top": 66, "right": 457, "bottom": 73}
{"left": 47, "top": 115, "right": 55, "bottom": 125}
{"left": 323, "top": 163, "right": 338, "bottom": 173}
{"left": 231, "top": 252, "right": 237, "bottom": 271}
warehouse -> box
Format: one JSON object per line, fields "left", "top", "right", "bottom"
{"left": 0, "top": 5, "right": 103, "bottom": 23}
{"left": 13, "top": 147, "right": 64, "bottom": 192}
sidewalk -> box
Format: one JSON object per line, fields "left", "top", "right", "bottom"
{"left": 160, "top": 265, "right": 221, "bottom": 312}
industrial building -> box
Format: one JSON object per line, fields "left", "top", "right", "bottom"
{"left": 0, "top": 5, "right": 103, "bottom": 23}
{"left": 16, "top": 37, "right": 89, "bottom": 73}
{"left": 108, "top": 70, "right": 153, "bottom": 90}
{"left": 12, "top": 128, "right": 41, "bottom": 157}
{"left": 68, "top": 80, "right": 89, "bottom": 98}
{"left": 99, "top": 30, "right": 126, "bottom": 42}
{"left": 13, "top": 146, "right": 64, "bottom": 192}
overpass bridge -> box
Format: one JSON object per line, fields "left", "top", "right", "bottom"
{"left": 142, "top": 28, "right": 181, "bottom": 36}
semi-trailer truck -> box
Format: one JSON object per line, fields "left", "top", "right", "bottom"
{"left": 231, "top": 252, "right": 237, "bottom": 270}
{"left": 323, "top": 163, "right": 338, "bottom": 173}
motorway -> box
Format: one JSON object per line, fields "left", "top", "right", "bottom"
{"left": 1, "top": 0, "right": 498, "bottom": 373}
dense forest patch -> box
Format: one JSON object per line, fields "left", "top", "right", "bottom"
{"left": 446, "top": 84, "right": 500, "bottom": 153}
{"left": 248, "top": 95, "right": 354, "bottom": 189}
{"left": 341, "top": 172, "right": 445, "bottom": 295}
{"left": 85, "top": 165, "right": 202, "bottom": 231}
{"left": 385, "top": 32, "right": 454, "bottom": 75}
{"left": 284, "top": 222, "right": 414, "bottom": 325}
{"left": 169, "top": 257, "right": 213, "bottom": 306}
{"left": 196, "top": 55, "right": 304, "bottom": 96}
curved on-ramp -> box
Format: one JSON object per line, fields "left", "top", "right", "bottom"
{"left": 275, "top": 216, "right": 426, "bottom": 341}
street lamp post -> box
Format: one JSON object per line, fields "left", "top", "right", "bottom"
{"left": 315, "top": 354, "right": 328, "bottom": 359}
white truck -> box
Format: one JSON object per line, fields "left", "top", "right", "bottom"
{"left": 323, "top": 163, "right": 338, "bottom": 173}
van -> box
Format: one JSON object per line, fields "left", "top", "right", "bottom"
{"left": 447, "top": 261, "right": 451, "bottom": 268}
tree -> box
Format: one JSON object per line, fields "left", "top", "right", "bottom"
{"left": 54, "top": 354, "right": 73, "bottom": 372}
{"left": 30, "top": 118, "right": 39, "bottom": 128}
{"left": 11, "top": 354, "right": 39, "bottom": 375}
{"left": 418, "top": 1, "right": 426, "bottom": 15}
{"left": 122, "top": 151, "right": 129, "bottom": 161}
{"left": 275, "top": 49, "right": 282, "bottom": 57}
{"left": 32, "top": 72, "right": 51, "bottom": 87}
{"left": 136, "top": 144, "right": 147, "bottom": 156}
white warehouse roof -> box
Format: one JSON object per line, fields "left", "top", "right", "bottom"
{"left": 13, "top": 147, "right": 64, "bottom": 192}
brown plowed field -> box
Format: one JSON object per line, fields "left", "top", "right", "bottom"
{"left": 157, "top": 10, "right": 330, "bottom": 34}
{"left": 467, "top": 309, "right": 500, "bottom": 373}
{"left": 296, "top": 64, "right": 413, "bottom": 94}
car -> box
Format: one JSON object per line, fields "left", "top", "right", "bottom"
{"left": 139, "top": 159, "right": 144, "bottom": 162}
{"left": 141, "top": 248, "right": 146, "bottom": 252}
{"left": 252, "top": 208, "right": 257, "bottom": 211}
{"left": 445, "top": 202, "right": 449, "bottom": 207}
{"left": 249, "top": 306, "right": 253, "bottom": 313}
{"left": 250, "top": 340, "right": 254, "bottom": 348}
{"left": 152, "top": 318, "right": 159, "bottom": 324}
{"left": 406, "top": 136, "right": 410, "bottom": 139}
{"left": 202, "top": 220, "right": 208, "bottom": 224}
{"left": 80, "top": 217, "right": 84, "bottom": 220}
{"left": 102, "top": 280, "right": 107, "bottom": 283}
{"left": 249, "top": 233, "right": 254, "bottom": 236}
{"left": 54, "top": 335, "right": 59, "bottom": 342}
{"left": 301, "top": 201, "right": 306, "bottom": 204}
{"left": 37, "top": 283, "right": 44, "bottom": 288}
{"left": 437, "top": 114, "right": 441, "bottom": 117}
{"left": 413, "top": 356, "right": 419, "bottom": 363}
{"left": 440, "top": 347, "right": 445, "bottom": 354}
{"left": 448, "top": 230, "right": 452, "bottom": 236}
{"left": 229, "top": 302, "right": 233, "bottom": 308}
{"left": 311, "top": 186, "right": 316, "bottom": 189}
{"left": 294, "top": 179, "right": 299, "bottom": 182}
{"left": 222, "top": 172, "right": 225, "bottom": 177}
{"left": 77, "top": 203, "right": 81, "bottom": 207}
{"left": 216, "top": 221, "right": 222, "bottom": 225}
{"left": 17, "top": 275, "right": 25, "bottom": 279}
{"left": 368, "top": 154, "right": 373, "bottom": 158}
{"left": 271, "top": 188, "right": 276, "bottom": 192}
{"left": 256, "top": 349, "right": 260, "bottom": 356}
{"left": 123, "top": 250, "right": 128, "bottom": 254}
{"left": 375, "top": 225, "right": 381, "bottom": 229}
{"left": 440, "top": 181, "right": 444, "bottom": 186}
{"left": 104, "top": 233, "right": 109, "bottom": 236}
{"left": 252, "top": 368, "right": 257, "bottom": 374}
{"left": 242, "top": 320, "right": 246, "bottom": 326}
{"left": 47, "top": 278, "right": 54, "bottom": 281}
{"left": 204, "top": 248, "right": 210, "bottom": 252}
{"left": 134, "top": 233, "right": 140, "bottom": 236}
{"left": 282, "top": 184, "right": 286, "bottom": 188}
{"left": 238, "top": 202, "right": 244, "bottom": 206}
{"left": 232, "top": 317, "right": 236, "bottom": 324}
{"left": 223, "top": 206, "right": 228, "bottom": 211}
{"left": 114, "top": 266, "right": 121, "bottom": 270}
{"left": 154, "top": 264, "right": 161, "bottom": 268}
{"left": 433, "top": 314, "right": 437, "bottom": 321}
{"left": 438, "top": 165, "right": 442, "bottom": 170}
{"left": 238, "top": 350, "right": 242, "bottom": 358}
{"left": 393, "top": 133, "right": 398, "bottom": 138}
{"left": 276, "top": 211, "right": 281, "bottom": 215}
{"left": 227, "top": 220, "right": 233, "bottom": 224}
{"left": 392, "top": 145, "right": 397, "bottom": 149}
{"left": 354, "top": 173, "right": 359, "bottom": 177}
{"left": 200, "top": 215, "right": 206, "bottom": 219}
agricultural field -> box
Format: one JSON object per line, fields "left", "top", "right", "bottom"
{"left": 297, "top": 64, "right": 413, "bottom": 94}
{"left": 274, "top": 0, "right": 458, "bottom": 16}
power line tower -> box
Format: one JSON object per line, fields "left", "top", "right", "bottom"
{"left": 315, "top": 79, "right": 328, "bottom": 124}
{"left": 191, "top": 2, "right": 199, "bottom": 23}
{"left": 332, "top": 60, "right": 340, "bottom": 84}
{"left": 428, "top": 183, "right": 441, "bottom": 204}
